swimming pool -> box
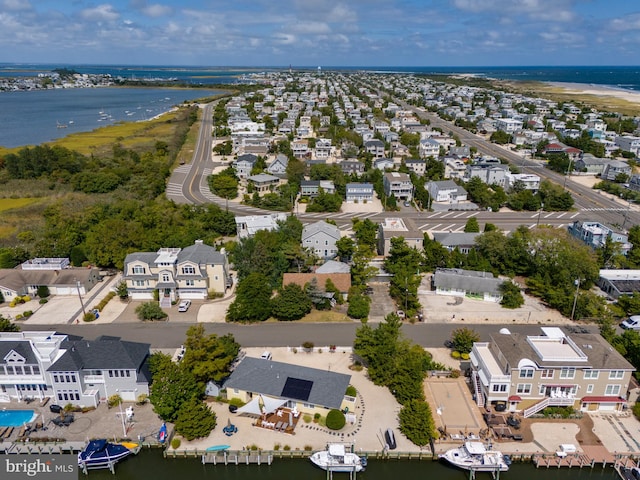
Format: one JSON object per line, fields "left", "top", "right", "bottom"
{"left": 0, "top": 409, "right": 37, "bottom": 427}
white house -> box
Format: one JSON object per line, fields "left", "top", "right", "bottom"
{"left": 302, "top": 221, "right": 341, "bottom": 259}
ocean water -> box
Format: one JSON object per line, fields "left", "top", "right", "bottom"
{"left": 0, "top": 87, "right": 222, "bottom": 148}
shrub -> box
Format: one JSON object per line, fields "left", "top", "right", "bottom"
{"left": 283, "top": 445, "right": 291, "bottom": 451}
{"left": 345, "top": 385, "right": 357, "bottom": 397}
{"left": 135, "top": 302, "right": 168, "bottom": 321}
{"left": 326, "top": 409, "right": 346, "bottom": 430}
{"left": 229, "top": 398, "right": 245, "bottom": 407}
{"left": 450, "top": 369, "right": 461, "bottom": 378}
{"left": 15, "top": 314, "right": 23, "bottom": 320}
{"left": 83, "top": 312, "right": 96, "bottom": 322}
{"left": 313, "top": 413, "right": 321, "bottom": 422}
{"left": 94, "top": 291, "right": 116, "bottom": 311}
{"left": 37, "top": 286, "right": 50, "bottom": 298}
{"left": 303, "top": 414, "right": 312, "bottom": 423}
{"left": 633, "top": 401, "right": 640, "bottom": 421}
{"left": 461, "top": 352, "right": 470, "bottom": 360}
{"left": 136, "top": 394, "right": 148, "bottom": 405}
{"left": 302, "top": 341, "right": 314, "bottom": 350}
{"left": 22, "top": 310, "right": 33, "bottom": 318}
{"left": 108, "top": 394, "right": 122, "bottom": 407}
{"left": 21, "top": 296, "right": 31, "bottom": 303}
{"left": 451, "top": 351, "right": 461, "bottom": 359}
{"left": 304, "top": 445, "right": 312, "bottom": 451}
{"left": 274, "top": 443, "right": 281, "bottom": 451}
{"left": 39, "top": 298, "right": 48, "bottom": 305}
{"left": 171, "top": 438, "right": 181, "bottom": 450}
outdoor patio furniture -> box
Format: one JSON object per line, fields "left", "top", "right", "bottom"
{"left": 275, "top": 421, "right": 283, "bottom": 431}
{"left": 280, "top": 422, "right": 288, "bottom": 432}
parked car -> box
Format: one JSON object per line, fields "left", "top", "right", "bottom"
{"left": 177, "top": 300, "right": 191, "bottom": 312}
{"left": 396, "top": 310, "right": 405, "bottom": 319}
{"left": 620, "top": 315, "right": 640, "bottom": 330}
{"left": 260, "top": 351, "right": 272, "bottom": 360}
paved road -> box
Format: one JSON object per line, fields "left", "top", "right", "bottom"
{"left": 21, "top": 321, "right": 597, "bottom": 349}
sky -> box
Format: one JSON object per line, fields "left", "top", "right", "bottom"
{"left": 1, "top": 0, "right": 639, "bottom": 67}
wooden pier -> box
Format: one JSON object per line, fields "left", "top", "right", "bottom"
{"left": 201, "top": 451, "right": 273, "bottom": 465}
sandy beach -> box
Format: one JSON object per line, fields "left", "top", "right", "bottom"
{"left": 545, "top": 81, "right": 640, "bottom": 106}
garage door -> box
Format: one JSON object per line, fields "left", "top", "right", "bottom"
{"left": 599, "top": 403, "right": 616, "bottom": 411}
{"left": 55, "top": 287, "right": 74, "bottom": 295}
{"left": 119, "top": 390, "right": 137, "bottom": 402}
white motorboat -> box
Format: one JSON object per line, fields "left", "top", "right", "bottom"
{"left": 310, "top": 443, "right": 367, "bottom": 473}
{"left": 440, "top": 441, "right": 510, "bottom": 472}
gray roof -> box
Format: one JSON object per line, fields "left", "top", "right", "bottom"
{"left": 224, "top": 357, "right": 351, "bottom": 409}
{"left": 0, "top": 268, "right": 97, "bottom": 292}
{"left": 302, "top": 221, "right": 341, "bottom": 242}
{"left": 316, "top": 260, "right": 351, "bottom": 274}
{"left": 125, "top": 241, "right": 225, "bottom": 271}
{"left": 433, "top": 268, "right": 502, "bottom": 295}
{"left": 248, "top": 173, "right": 280, "bottom": 183}
{"left": 0, "top": 341, "right": 38, "bottom": 365}
{"left": 432, "top": 232, "right": 480, "bottom": 247}
{"left": 490, "top": 329, "right": 634, "bottom": 370}
{"left": 48, "top": 335, "right": 150, "bottom": 372}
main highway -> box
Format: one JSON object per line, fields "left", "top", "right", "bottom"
{"left": 166, "top": 98, "right": 639, "bottom": 234}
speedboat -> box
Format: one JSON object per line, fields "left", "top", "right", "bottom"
{"left": 78, "top": 439, "right": 134, "bottom": 470}
{"left": 440, "top": 441, "right": 510, "bottom": 472}
{"left": 310, "top": 443, "right": 367, "bottom": 472}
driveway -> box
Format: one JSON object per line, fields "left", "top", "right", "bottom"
{"left": 367, "top": 282, "right": 396, "bottom": 322}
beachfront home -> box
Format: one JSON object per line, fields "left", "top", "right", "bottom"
{"left": 383, "top": 172, "right": 413, "bottom": 200}
{"left": 0, "top": 331, "right": 150, "bottom": 407}
{"left": 470, "top": 327, "right": 634, "bottom": 415}
{"left": 225, "top": 357, "right": 354, "bottom": 418}
{"left": 568, "top": 220, "right": 631, "bottom": 255}
{"left": 123, "top": 240, "right": 230, "bottom": 303}
{"left": 235, "top": 213, "right": 287, "bottom": 239}
{"left": 302, "top": 221, "right": 341, "bottom": 260}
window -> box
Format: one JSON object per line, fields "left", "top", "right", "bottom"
{"left": 605, "top": 385, "right": 621, "bottom": 396}
{"left": 185, "top": 279, "right": 195, "bottom": 287}
{"left": 560, "top": 367, "right": 575, "bottom": 379}
{"left": 53, "top": 375, "right": 59, "bottom": 383}
{"left": 132, "top": 266, "right": 146, "bottom": 274}
{"left": 540, "top": 369, "right": 554, "bottom": 379}
{"left": 182, "top": 266, "right": 196, "bottom": 275}
{"left": 162, "top": 273, "right": 170, "bottom": 282}
{"left": 584, "top": 370, "right": 599, "bottom": 379}
{"left": 32, "top": 366, "right": 40, "bottom": 375}
{"left": 587, "top": 384, "right": 594, "bottom": 393}
{"left": 519, "top": 369, "right": 534, "bottom": 379}
{"left": 492, "top": 384, "right": 507, "bottom": 392}
{"left": 126, "top": 371, "right": 131, "bottom": 378}
{"left": 609, "top": 370, "right": 624, "bottom": 380}
{"left": 134, "top": 280, "right": 145, "bottom": 287}
{"left": 6, "top": 366, "right": 14, "bottom": 375}
{"left": 516, "top": 384, "right": 532, "bottom": 395}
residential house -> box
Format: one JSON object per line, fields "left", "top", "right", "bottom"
{"left": 628, "top": 174, "right": 640, "bottom": 193}
{"left": 373, "top": 158, "right": 395, "bottom": 171}
{"left": 418, "top": 138, "right": 440, "bottom": 158}
{"left": 123, "top": 240, "right": 230, "bottom": 303}
{"left": 291, "top": 139, "right": 310, "bottom": 159}
{"left": 450, "top": 146, "right": 471, "bottom": 158}
{"left": 543, "top": 142, "right": 582, "bottom": 160}
{"left": 267, "top": 154, "right": 289, "bottom": 176}
{"left": 377, "top": 218, "right": 424, "bottom": 256}
{"left": 405, "top": 158, "right": 426, "bottom": 175}
{"left": 432, "top": 268, "right": 502, "bottom": 302}
{"left": 504, "top": 173, "right": 541, "bottom": 192}
{"left": 495, "top": 118, "right": 523, "bottom": 133}
{"left": 0, "top": 257, "right": 100, "bottom": 301}
{"left": 383, "top": 172, "right": 413, "bottom": 200}
{"left": 574, "top": 154, "right": 606, "bottom": 175}
{"left": 300, "top": 180, "right": 335, "bottom": 197}
{"left": 364, "top": 139, "right": 385, "bottom": 158}
{"left": 339, "top": 160, "right": 365, "bottom": 175}
{"left": 466, "top": 163, "right": 508, "bottom": 186}
{"left": 235, "top": 213, "right": 287, "bottom": 239}
{"left": 568, "top": 220, "right": 631, "bottom": 255}
{"left": 444, "top": 157, "right": 467, "bottom": 180}
{"left": 598, "top": 269, "right": 640, "bottom": 299}
{"left": 302, "top": 221, "right": 341, "bottom": 259}
{"left": 425, "top": 180, "right": 468, "bottom": 203}
{"left": 431, "top": 232, "right": 480, "bottom": 254}
{"left": 247, "top": 173, "right": 281, "bottom": 195}
{"left": 238, "top": 137, "right": 269, "bottom": 156}
{"left": 345, "top": 183, "right": 374, "bottom": 203}
{"left": 602, "top": 160, "right": 631, "bottom": 181}
{"left": 225, "top": 357, "right": 353, "bottom": 419}
{"left": 0, "top": 331, "right": 150, "bottom": 407}
{"left": 233, "top": 154, "right": 258, "bottom": 179}
{"left": 615, "top": 135, "right": 640, "bottom": 156}
{"left": 314, "top": 139, "right": 333, "bottom": 160}
{"left": 470, "top": 327, "right": 634, "bottom": 415}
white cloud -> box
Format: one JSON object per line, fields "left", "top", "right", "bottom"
{"left": 141, "top": 4, "right": 172, "bottom": 18}
{"left": 608, "top": 14, "right": 640, "bottom": 32}
{"left": 452, "top": 0, "right": 574, "bottom": 22}
{"left": 289, "top": 21, "right": 331, "bottom": 35}
{"left": 80, "top": 4, "right": 120, "bottom": 23}
{"left": 2, "top": 0, "right": 31, "bottom": 11}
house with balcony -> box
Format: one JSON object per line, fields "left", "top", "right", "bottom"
{"left": 247, "top": 173, "right": 281, "bottom": 195}
{"left": 345, "top": 183, "right": 374, "bottom": 203}
{"left": 504, "top": 173, "right": 541, "bottom": 192}
{"left": 418, "top": 138, "right": 440, "bottom": 158}
{"left": 123, "top": 240, "right": 230, "bottom": 304}
{"left": 615, "top": 135, "right": 640, "bottom": 156}
{"left": 425, "top": 180, "right": 468, "bottom": 204}
{"left": 405, "top": 158, "right": 426, "bottom": 175}
{"left": 339, "top": 160, "right": 365, "bottom": 175}
{"left": 364, "top": 139, "right": 385, "bottom": 158}
{"left": 235, "top": 213, "right": 287, "bottom": 239}
{"left": 470, "top": 327, "right": 634, "bottom": 416}
{"left": 233, "top": 154, "right": 258, "bottom": 179}
{"left": 0, "top": 331, "right": 150, "bottom": 407}
{"left": 568, "top": 220, "right": 631, "bottom": 255}
{"left": 377, "top": 218, "right": 424, "bottom": 256}
{"left": 300, "top": 180, "right": 335, "bottom": 198}
{"left": 267, "top": 154, "right": 289, "bottom": 176}
{"left": 601, "top": 160, "right": 631, "bottom": 181}
{"left": 383, "top": 172, "right": 413, "bottom": 200}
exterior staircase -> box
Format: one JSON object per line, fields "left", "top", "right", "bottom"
{"left": 159, "top": 296, "right": 172, "bottom": 308}
{"left": 472, "top": 371, "right": 485, "bottom": 407}
{"left": 523, "top": 396, "right": 575, "bottom": 418}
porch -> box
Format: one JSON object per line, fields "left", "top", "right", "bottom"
{"left": 254, "top": 407, "right": 301, "bottom": 435}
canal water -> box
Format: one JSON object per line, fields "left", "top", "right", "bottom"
{"left": 85, "top": 448, "right": 620, "bottom": 480}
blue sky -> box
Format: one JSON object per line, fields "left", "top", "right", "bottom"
{"left": 1, "top": 0, "right": 639, "bottom": 66}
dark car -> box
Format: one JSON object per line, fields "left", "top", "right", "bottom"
{"left": 49, "top": 404, "right": 63, "bottom": 414}
{"left": 228, "top": 404, "right": 238, "bottom": 413}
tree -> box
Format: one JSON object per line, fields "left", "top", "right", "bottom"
{"left": 347, "top": 291, "right": 370, "bottom": 319}
{"left": 135, "top": 302, "right": 168, "bottom": 321}
{"left": 490, "top": 130, "right": 511, "bottom": 144}
{"left": 398, "top": 399, "right": 437, "bottom": 446}
{"left": 352, "top": 218, "right": 378, "bottom": 248}
{"left": 271, "top": 283, "right": 313, "bottom": 320}
{"left": 0, "top": 315, "right": 19, "bottom": 332}
{"left": 336, "top": 236, "right": 355, "bottom": 262}
{"left": 326, "top": 409, "right": 346, "bottom": 430}
{"left": 350, "top": 245, "right": 377, "bottom": 287}
{"left": 174, "top": 397, "right": 217, "bottom": 440}
{"left": 226, "top": 272, "right": 273, "bottom": 322}
{"left": 209, "top": 170, "right": 239, "bottom": 199}
{"left": 180, "top": 325, "right": 240, "bottom": 383}
{"left": 116, "top": 281, "right": 129, "bottom": 300}
{"left": 464, "top": 217, "right": 480, "bottom": 233}
{"left": 499, "top": 281, "right": 524, "bottom": 309}
{"left": 451, "top": 327, "right": 480, "bottom": 354}
{"left": 36, "top": 285, "right": 50, "bottom": 298}
{"left": 148, "top": 353, "right": 201, "bottom": 422}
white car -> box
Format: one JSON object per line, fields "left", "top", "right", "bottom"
{"left": 177, "top": 300, "right": 191, "bottom": 312}
{"left": 620, "top": 315, "right": 640, "bottom": 330}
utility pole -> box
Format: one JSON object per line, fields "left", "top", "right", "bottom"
{"left": 570, "top": 278, "right": 581, "bottom": 321}
{"left": 76, "top": 280, "right": 86, "bottom": 319}
{"left": 536, "top": 202, "right": 544, "bottom": 227}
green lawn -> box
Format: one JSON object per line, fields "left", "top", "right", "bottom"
{"left": 0, "top": 197, "right": 40, "bottom": 212}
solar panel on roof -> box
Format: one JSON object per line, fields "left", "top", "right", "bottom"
{"left": 281, "top": 377, "right": 313, "bottom": 401}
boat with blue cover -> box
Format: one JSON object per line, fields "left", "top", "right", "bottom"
{"left": 78, "top": 439, "right": 138, "bottom": 471}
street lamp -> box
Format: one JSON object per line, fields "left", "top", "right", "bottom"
{"left": 570, "top": 278, "right": 581, "bottom": 321}
{"left": 536, "top": 202, "right": 544, "bottom": 227}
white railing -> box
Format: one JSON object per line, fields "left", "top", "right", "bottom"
{"left": 523, "top": 396, "right": 575, "bottom": 418}
{"left": 472, "top": 371, "right": 484, "bottom": 406}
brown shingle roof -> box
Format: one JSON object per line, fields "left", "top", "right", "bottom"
{"left": 282, "top": 273, "right": 351, "bottom": 293}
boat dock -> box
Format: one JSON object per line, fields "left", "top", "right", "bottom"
{"left": 0, "top": 440, "right": 86, "bottom": 454}
{"left": 201, "top": 450, "right": 273, "bottom": 465}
